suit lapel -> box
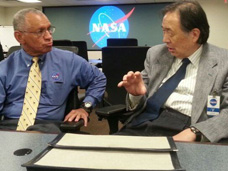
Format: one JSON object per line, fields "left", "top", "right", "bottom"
{"left": 148, "top": 52, "right": 174, "bottom": 97}
{"left": 191, "top": 46, "right": 218, "bottom": 123}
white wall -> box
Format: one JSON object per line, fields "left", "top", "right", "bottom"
{"left": 88, "top": 50, "right": 102, "bottom": 60}
{"left": 0, "top": 6, "right": 42, "bottom": 26}
{"left": 198, "top": 0, "right": 228, "bottom": 49}
{"left": 0, "top": 26, "right": 19, "bottom": 52}
{"left": 4, "top": 6, "right": 42, "bottom": 26}
{"left": 0, "top": 6, "right": 42, "bottom": 51}
{"left": 0, "top": 7, "right": 5, "bottom": 25}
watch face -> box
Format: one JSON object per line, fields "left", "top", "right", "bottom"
{"left": 84, "top": 102, "right": 92, "bottom": 108}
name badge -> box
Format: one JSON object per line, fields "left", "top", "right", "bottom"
{"left": 207, "top": 95, "right": 220, "bottom": 117}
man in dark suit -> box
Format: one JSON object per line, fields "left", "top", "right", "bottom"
{"left": 117, "top": 1, "right": 228, "bottom": 143}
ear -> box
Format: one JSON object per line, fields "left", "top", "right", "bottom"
{"left": 14, "top": 31, "right": 25, "bottom": 44}
{"left": 191, "top": 28, "right": 200, "bottom": 43}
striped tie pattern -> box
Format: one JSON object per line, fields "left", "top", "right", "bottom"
{"left": 17, "top": 57, "right": 42, "bottom": 131}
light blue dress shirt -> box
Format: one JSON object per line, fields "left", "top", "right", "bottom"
{"left": 0, "top": 47, "right": 106, "bottom": 121}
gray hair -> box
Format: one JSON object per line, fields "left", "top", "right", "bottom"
{"left": 13, "top": 8, "right": 44, "bottom": 31}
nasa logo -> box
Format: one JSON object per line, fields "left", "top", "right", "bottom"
{"left": 51, "top": 73, "right": 60, "bottom": 81}
{"left": 88, "top": 6, "right": 135, "bottom": 48}
{"left": 210, "top": 99, "right": 217, "bottom": 106}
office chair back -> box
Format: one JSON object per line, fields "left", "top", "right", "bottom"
{"left": 107, "top": 38, "right": 138, "bottom": 46}
{"left": 0, "top": 43, "right": 4, "bottom": 61}
{"left": 6, "top": 46, "right": 21, "bottom": 57}
{"left": 72, "top": 41, "right": 89, "bottom": 61}
{"left": 53, "top": 39, "right": 73, "bottom": 46}
{"left": 54, "top": 46, "right": 78, "bottom": 55}
{"left": 102, "top": 46, "right": 150, "bottom": 105}
{"left": 53, "top": 40, "right": 88, "bottom": 61}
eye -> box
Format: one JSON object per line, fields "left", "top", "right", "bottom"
{"left": 37, "top": 29, "right": 44, "bottom": 34}
{"left": 166, "top": 29, "right": 174, "bottom": 37}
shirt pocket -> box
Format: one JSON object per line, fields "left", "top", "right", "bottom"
{"left": 49, "top": 80, "right": 67, "bottom": 105}
{"left": 41, "top": 79, "right": 67, "bottom": 106}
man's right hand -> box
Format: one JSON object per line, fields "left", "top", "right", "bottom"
{"left": 117, "top": 71, "right": 146, "bottom": 96}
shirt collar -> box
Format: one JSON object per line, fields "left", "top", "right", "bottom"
{"left": 188, "top": 45, "right": 203, "bottom": 67}
{"left": 175, "top": 45, "right": 203, "bottom": 67}
{"left": 21, "top": 48, "right": 46, "bottom": 67}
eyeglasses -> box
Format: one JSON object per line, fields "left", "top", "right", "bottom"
{"left": 19, "top": 26, "right": 55, "bottom": 37}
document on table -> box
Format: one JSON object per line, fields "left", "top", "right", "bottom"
{"left": 23, "top": 134, "right": 184, "bottom": 171}
{"left": 49, "top": 133, "right": 177, "bottom": 151}
{"left": 30, "top": 148, "right": 179, "bottom": 171}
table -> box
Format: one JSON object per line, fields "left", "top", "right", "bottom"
{"left": 1, "top": 131, "right": 228, "bottom": 171}
{"left": 176, "top": 142, "right": 228, "bottom": 171}
{"left": 0, "top": 131, "right": 57, "bottom": 171}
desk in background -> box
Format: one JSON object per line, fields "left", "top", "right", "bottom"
{"left": 1, "top": 131, "right": 228, "bottom": 171}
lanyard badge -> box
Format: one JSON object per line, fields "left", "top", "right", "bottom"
{"left": 207, "top": 92, "right": 220, "bottom": 117}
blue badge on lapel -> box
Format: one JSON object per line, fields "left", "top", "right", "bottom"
{"left": 207, "top": 95, "right": 220, "bottom": 117}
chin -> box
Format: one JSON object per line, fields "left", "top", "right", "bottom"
{"left": 44, "top": 46, "right": 52, "bottom": 53}
{"left": 169, "top": 51, "right": 176, "bottom": 57}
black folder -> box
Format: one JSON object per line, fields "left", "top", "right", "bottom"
{"left": 22, "top": 134, "right": 185, "bottom": 171}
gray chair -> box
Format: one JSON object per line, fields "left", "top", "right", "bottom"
{"left": 54, "top": 46, "right": 78, "bottom": 55}
{"left": 6, "top": 46, "right": 21, "bottom": 57}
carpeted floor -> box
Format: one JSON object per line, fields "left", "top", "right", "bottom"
{"left": 80, "top": 110, "right": 110, "bottom": 135}
{"left": 78, "top": 89, "right": 123, "bottom": 135}
{"left": 80, "top": 109, "right": 124, "bottom": 135}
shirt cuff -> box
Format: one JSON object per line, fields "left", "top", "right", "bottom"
{"left": 83, "top": 96, "right": 96, "bottom": 107}
{"left": 128, "top": 94, "right": 143, "bottom": 110}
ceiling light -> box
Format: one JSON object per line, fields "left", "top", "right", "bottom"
{"left": 17, "top": 0, "right": 41, "bottom": 3}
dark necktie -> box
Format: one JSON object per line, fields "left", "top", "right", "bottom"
{"left": 131, "top": 58, "right": 191, "bottom": 126}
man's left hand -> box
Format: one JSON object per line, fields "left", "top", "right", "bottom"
{"left": 173, "top": 128, "right": 196, "bottom": 142}
{"left": 64, "top": 108, "right": 89, "bottom": 127}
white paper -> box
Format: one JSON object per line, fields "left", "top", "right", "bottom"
{"left": 54, "top": 134, "right": 172, "bottom": 150}
{"left": 35, "top": 148, "right": 175, "bottom": 170}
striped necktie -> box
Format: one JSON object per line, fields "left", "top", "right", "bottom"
{"left": 131, "top": 58, "right": 191, "bottom": 126}
{"left": 17, "top": 57, "right": 42, "bottom": 131}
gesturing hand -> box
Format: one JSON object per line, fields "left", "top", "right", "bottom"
{"left": 118, "top": 71, "right": 146, "bottom": 96}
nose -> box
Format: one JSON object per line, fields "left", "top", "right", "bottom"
{"left": 163, "top": 33, "right": 169, "bottom": 43}
{"left": 43, "top": 30, "right": 52, "bottom": 39}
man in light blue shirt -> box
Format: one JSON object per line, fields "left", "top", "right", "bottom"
{"left": 0, "top": 8, "right": 106, "bottom": 132}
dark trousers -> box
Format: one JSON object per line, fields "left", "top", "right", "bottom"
{"left": 116, "top": 108, "right": 191, "bottom": 136}
{"left": 0, "top": 119, "right": 62, "bottom": 133}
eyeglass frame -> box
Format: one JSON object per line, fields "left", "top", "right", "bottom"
{"left": 18, "top": 25, "right": 55, "bottom": 37}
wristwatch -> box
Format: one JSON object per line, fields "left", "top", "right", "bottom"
{"left": 81, "top": 102, "right": 92, "bottom": 114}
{"left": 190, "top": 126, "right": 201, "bottom": 142}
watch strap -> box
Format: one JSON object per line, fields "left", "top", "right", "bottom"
{"left": 81, "top": 102, "right": 92, "bottom": 114}
{"left": 190, "top": 126, "right": 201, "bottom": 141}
